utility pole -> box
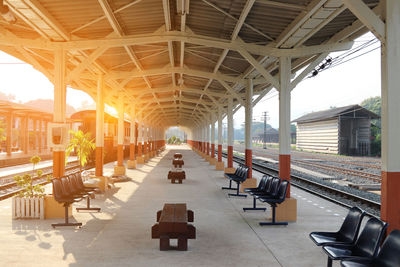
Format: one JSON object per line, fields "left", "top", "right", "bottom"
{"left": 261, "top": 111, "right": 269, "bottom": 149}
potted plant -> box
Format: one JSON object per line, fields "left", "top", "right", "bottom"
{"left": 12, "top": 156, "right": 50, "bottom": 219}
{"left": 65, "top": 130, "right": 95, "bottom": 171}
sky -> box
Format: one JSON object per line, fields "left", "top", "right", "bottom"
{"left": 0, "top": 33, "right": 381, "bottom": 129}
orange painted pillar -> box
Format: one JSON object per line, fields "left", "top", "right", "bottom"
{"left": 227, "top": 145, "right": 233, "bottom": 168}
{"left": 6, "top": 113, "right": 12, "bottom": 156}
{"left": 207, "top": 142, "right": 210, "bottom": 155}
{"left": 53, "top": 151, "right": 65, "bottom": 178}
{"left": 130, "top": 143, "right": 135, "bottom": 160}
{"left": 117, "top": 145, "right": 123, "bottom": 166}
{"left": 138, "top": 143, "right": 142, "bottom": 157}
{"left": 95, "top": 147, "right": 103, "bottom": 176}
{"left": 218, "top": 145, "right": 222, "bottom": 162}
{"left": 211, "top": 143, "right": 215, "bottom": 158}
{"left": 245, "top": 149, "right": 252, "bottom": 178}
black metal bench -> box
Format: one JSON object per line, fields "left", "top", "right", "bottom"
{"left": 51, "top": 178, "right": 83, "bottom": 228}
{"left": 258, "top": 180, "right": 290, "bottom": 226}
{"left": 69, "top": 173, "right": 101, "bottom": 212}
{"left": 51, "top": 172, "right": 101, "bottom": 228}
{"left": 340, "top": 229, "right": 400, "bottom": 267}
{"left": 243, "top": 175, "right": 274, "bottom": 211}
{"left": 322, "top": 217, "right": 388, "bottom": 267}
{"left": 221, "top": 164, "right": 249, "bottom": 197}
{"left": 309, "top": 206, "right": 365, "bottom": 247}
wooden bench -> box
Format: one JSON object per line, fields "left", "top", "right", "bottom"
{"left": 168, "top": 171, "right": 186, "bottom": 183}
{"left": 173, "top": 153, "right": 183, "bottom": 159}
{"left": 172, "top": 159, "right": 184, "bottom": 168}
{"left": 151, "top": 203, "right": 196, "bottom": 250}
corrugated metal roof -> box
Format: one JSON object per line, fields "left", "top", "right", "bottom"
{"left": 293, "top": 104, "right": 380, "bottom": 123}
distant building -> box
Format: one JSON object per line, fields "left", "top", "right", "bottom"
{"left": 253, "top": 128, "right": 296, "bottom": 144}
{"left": 293, "top": 105, "right": 379, "bottom": 156}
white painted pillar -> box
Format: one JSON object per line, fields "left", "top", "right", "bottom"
{"left": 53, "top": 48, "right": 66, "bottom": 178}
{"left": 245, "top": 78, "right": 253, "bottom": 178}
{"left": 95, "top": 73, "right": 104, "bottom": 176}
{"left": 211, "top": 113, "right": 215, "bottom": 159}
{"left": 279, "top": 56, "right": 291, "bottom": 196}
{"left": 206, "top": 119, "right": 210, "bottom": 156}
{"left": 117, "top": 98, "right": 125, "bottom": 167}
{"left": 381, "top": 0, "right": 400, "bottom": 232}
{"left": 217, "top": 107, "right": 223, "bottom": 163}
{"left": 227, "top": 97, "right": 234, "bottom": 168}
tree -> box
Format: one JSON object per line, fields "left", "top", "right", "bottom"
{"left": 65, "top": 130, "right": 95, "bottom": 170}
{"left": 361, "top": 96, "right": 381, "bottom": 128}
{"left": 360, "top": 96, "right": 381, "bottom": 156}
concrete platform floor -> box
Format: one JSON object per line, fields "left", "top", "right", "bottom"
{"left": 0, "top": 145, "right": 349, "bottom": 266}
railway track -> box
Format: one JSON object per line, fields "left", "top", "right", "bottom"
{"left": 221, "top": 152, "right": 381, "bottom": 217}
{"left": 292, "top": 159, "right": 381, "bottom": 182}
{"left": 0, "top": 162, "right": 89, "bottom": 201}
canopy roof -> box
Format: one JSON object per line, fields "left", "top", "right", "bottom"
{"left": 0, "top": 0, "right": 380, "bottom": 128}
{"left": 0, "top": 100, "right": 53, "bottom": 120}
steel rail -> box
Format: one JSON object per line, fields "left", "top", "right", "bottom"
{"left": 0, "top": 163, "right": 90, "bottom": 201}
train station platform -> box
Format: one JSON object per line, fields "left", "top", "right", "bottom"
{"left": 0, "top": 149, "right": 52, "bottom": 168}
{"left": 0, "top": 145, "right": 350, "bottom": 266}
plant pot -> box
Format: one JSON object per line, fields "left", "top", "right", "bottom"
{"left": 12, "top": 196, "right": 44, "bottom": 219}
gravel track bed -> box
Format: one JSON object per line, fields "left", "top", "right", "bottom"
{"left": 252, "top": 159, "right": 381, "bottom": 217}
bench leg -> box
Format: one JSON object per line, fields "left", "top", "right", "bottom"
{"left": 76, "top": 197, "right": 101, "bottom": 212}
{"left": 327, "top": 258, "right": 333, "bottom": 267}
{"left": 259, "top": 204, "right": 288, "bottom": 226}
{"left": 177, "top": 236, "right": 188, "bottom": 251}
{"left": 52, "top": 204, "right": 82, "bottom": 228}
{"left": 179, "top": 179, "right": 182, "bottom": 184}
{"left": 243, "top": 197, "right": 266, "bottom": 211}
{"left": 228, "top": 182, "right": 247, "bottom": 198}
{"left": 160, "top": 235, "right": 170, "bottom": 251}
{"left": 222, "top": 180, "right": 236, "bottom": 190}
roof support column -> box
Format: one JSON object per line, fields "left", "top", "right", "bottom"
{"left": 128, "top": 111, "right": 136, "bottom": 169}
{"left": 381, "top": 0, "right": 400, "bottom": 233}
{"left": 137, "top": 121, "right": 144, "bottom": 164}
{"left": 225, "top": 97, "right": 234, "bottom": 172}
{"left": 53, "top": 48, "right": 66, "bottom": 178}
{"left": 279, "top": 56, "right": 292, "bottom": 197}
{"left": 95, "top": 74, "right": 104, "bottom": 177}
{"left": 143, "top": 124, "right": 149, "bottom": 161}
{"left": 216, "top": 107, "right": 224, "bottom": 170}
{"left": 114, "top": 98, "right": 126, "bottom": 175}
{"left": 211, "top": 113, "right": 216, "bottom": 164}
{"left": 206, "top": 121, "right": 210, "bottom": 157}
{"left": 245, "top": 79, "right": 253, "bottom": 178}
{"left": 6, "top": 113, "right": 12, "bottom": 156}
